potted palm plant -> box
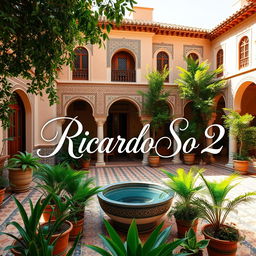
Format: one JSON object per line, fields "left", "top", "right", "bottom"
{"left": 195, "top": 173, "right": 256, "bottom": 256}
{"left": 222, "top": 109, "right": 254, "bottom": 174}
{"left": 176, "top": 58, "right": 226, "bottom": 163}
{"left": 138, "top": 67, "right": 170, "bottom": 167}
{"left": 65, "top": 175, "right": 101, "bottom": 240}
{"left": 180, "top": 228, "right": 209, "bottom": 256}
{"left": 179, "top": 119, "right": 201, "bottom": 165}
{"left": 7, "top": 152, "right": 41, "bottom": 192}
{"left": 162, "top": 167, "right": 203, "bottom": 237}
{"left": 0, "top": 195, "right": 78, "bottom": 256}
{"left": 35, "top": 163, "right": 86, "bottom": 221}
{"left": 87, "top": 219, "right": 186, "bottom": 255}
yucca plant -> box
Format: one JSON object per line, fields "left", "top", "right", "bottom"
{"left": 180, "top": 228, "right": 209, "bottom": 255}
{"left": 0, "top": 195, "right": 78, "bottom": 256}
{"left": 8, "top": 151, "right": 41, "bottom": 170}
{"left": 195, "top": 173, "right": 256, "bottom": 241}
{"left": 87, "top": 219, "right": 188, "bottom": 256}
{"left": 162, "top": 167, "right": 204, "bottom": 236}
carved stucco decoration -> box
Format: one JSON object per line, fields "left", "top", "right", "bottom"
{"left": 152, "top": 43, "right": 174, "bottom": 58}
{"left": 107, "top": 38, "right": 141, "bottom": 68}
{"left": 183, "top": 45, "right": 204, "bottom": 58}
{"left": 105, "top": 94, "right": 143, "bottom": 115}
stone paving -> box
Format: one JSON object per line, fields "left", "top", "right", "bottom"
{"left": 0, "top": 164, "right": 256, "bottom": 255}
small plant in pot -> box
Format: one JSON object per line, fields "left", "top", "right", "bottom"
{"left": 65, "top": 175, "right": 101, "bottom": 240}
{"left": 81, "top": 152, "right": 91, "bottom": 170}
{"left": 0, "top": 195, "right": 78, "bottom": 256}
{"left": 35, "top": 163, "right": 86, "bottom": 222}
{"left": 223, "top": 109, "right": 254, "bottom": 174}
{"left": 180, "top": 228, "right": 209, "bottom": 256}
{"left": 0, "top": 176, "right": 8, "bottom": 205}
{"left": 87, "top": 219, "right": 187, "bottom": 255}
{"left": 138, "top": 67, "right": 171, "bottom": 167}
{"left": 194, "top": 173, "right": 256, "bottom": 256}
{"left": 179, "top": 119, "right": 201, "bottom": 165}
{"left": 7, "top": 152, "right": 41, "bottom": 193}
{"left": 162, "top": 167, "right": 203, "bottom": 237}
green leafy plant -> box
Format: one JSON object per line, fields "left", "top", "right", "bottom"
{"left": 222, "top": 109, "right": 254, "bottom": 159}
{"left": 8, "top": 152, "right": 41, "bottom": 171}
{"left": 176, "top": 58, "right": 226, "bottom": 157}
{"left": 162, "top": 167, "right": 203, "bottom": 221}
{"left": 194, "top": 173, "right": 256, "bottom": 241}
{"left": 138, "top": 67, "right": 171, "bottom": 153}
{"left": 87, "top": 219, "right": 187, "bottom": 256}
{"left": 0, "top": 195, "right": 79, "bottom": 256}
{"left": 0, "top": 176, "right": 9, "bottom": 189}
{"left": 180, "top": 228, "right": 209, "bottom": 255}
{"left": 0, "top": 0, "right": 136, "bottom": 128}
{"left": 0, "top": 137, "right": 13, "bottom": 156}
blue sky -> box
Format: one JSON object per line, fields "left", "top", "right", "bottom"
{"left": 134, "top": 0, "right": 235, "bottom": 29}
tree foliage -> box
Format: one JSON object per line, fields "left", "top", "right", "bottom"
{"left": 0, "top": 0, "right": 136, "bottom": 128}
{"left": 138, "top": 67, "right": 170, "bottom": 140}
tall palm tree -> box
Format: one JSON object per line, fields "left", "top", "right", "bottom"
{"left": 176, "top": 58, "right": 226, "bottom": 159}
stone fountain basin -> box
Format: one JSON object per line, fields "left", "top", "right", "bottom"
{"left": 97, "top": 182, "right": 174, "bottom": 232}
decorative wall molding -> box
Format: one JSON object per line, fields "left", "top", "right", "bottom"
{"left": 86, "top": 44, "right": 93, "bottom": 56}
{"left": 183, "top": 45, "right": 204, "bottom": 58}
{"left": 152, "top": 43, "right": 174, "bottom": 58}
{"left": 107, "top": 38, "right": 141, "bottom": 68}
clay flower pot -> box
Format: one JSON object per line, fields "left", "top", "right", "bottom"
{"left": 10, "top": 240, "right": 22, "bottom": 256}
{"left": 0, "top": 187, "right": 6, "bottom": 205}
{"left": 148, "top": 155, "right": 160, "bottom": 167}
{"left": 81, "top": 159, "right": 90, "bottom": 170}
{"left": 176, "top": 218, "right": 198, "bottom": 238}
{"left": 183, "top": 153, "right": 196, "bottom": 165}
{"left": 8, "top": 168, "right": 32, "bottom": 193}
{"left": 202, "top": 224, "right": 238, "bottom": 256}
{"left": 41, "top": 220, "right": 73, "bottom": 256}
{"left": 233, "top": 160, "right": 249, "bottom": 174}
{"left": 69, "top": 214, "right": 84, "bottom": 241}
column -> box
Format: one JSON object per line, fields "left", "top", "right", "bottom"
{"left": 226, "top": 132, "right": 237, "bottom": 168}
{"left": 172, "top": 120, "right": 182, "bottom": 164}
{"left": 140, "top": 116, "right": 152, "bottom": 166}
{"left": 95, "top": 119, "right": 106, "bottom": 166}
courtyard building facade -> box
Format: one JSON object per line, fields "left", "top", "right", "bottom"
{"left": 1, "top": 0, "right": 256, "bottom": 166}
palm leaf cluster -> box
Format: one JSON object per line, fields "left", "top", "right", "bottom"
{"left": 87, "top": 220, "right": 188, "bottom": 256}
{"left": 194, "top": 174, "right": 256, "bottom": 232}
{"left": 176, "top": 58, "right": 226, "bottom": 118}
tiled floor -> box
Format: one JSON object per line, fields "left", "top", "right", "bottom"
{"left": 0, "top": 164, "right": 256, "bottom": 256}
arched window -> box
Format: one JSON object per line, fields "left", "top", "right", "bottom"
{"left": 239, "top": 36, "right": 249, "bottom": 69}
{"left": 187, "top": 52, "right": 199, "bottom": 62}
{"left": 216, "top": 49, "right": 224, "bottom": 77}
{"left": 73, "top": 47, "right": 88, "bottom": 80}
{"left": 157, "top": 51, "right": 169, "bottom": 82}
{"left": 111, "top": 51, "right": 136, "bottom": 82}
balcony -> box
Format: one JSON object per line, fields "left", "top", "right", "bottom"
{"left": 73, "top": 69, "right": 88, "bottom": 80}
{"left": 111, "top": 70, "right": 136, "bottom": 82}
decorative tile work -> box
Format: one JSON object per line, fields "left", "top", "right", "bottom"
{"left": 152, "top": 43, "right": 174, "bottom": 58}
{"left": 183, "top": 45, "right": 204, "bottom": 58}
{"left": 107, "top": 38, "right": 141, "bottom": 68}
{"left": 0, "top": 164, "right": 256, "bottom": 256}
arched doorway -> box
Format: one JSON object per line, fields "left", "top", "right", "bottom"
{"left": 105, "top": 100, "right": 142, "bottom": 161}
{"left": 111, "top": 50, "right": 136, "bottom": 82}
{"left": 8, "top": 92, "right": 26, "bottom": 156}
{"left": 213, "top": 96, "right": 229, "bottom": 160}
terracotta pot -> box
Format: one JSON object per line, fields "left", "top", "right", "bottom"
{"left": 233, "top": 160, "right": 249, "bottom": 174}
{"left": 81, "top": 159, "right": 90, "bottom": 170}
{"left": 41, "top": 220, "right": 73, "bottom": 256}
{"left": 0, "top": 187, "right": 6, "bottom": 205}
{"left": 8, "top": 168, "right": 32, "bottom": 193}
{"left": 69, "top": 215, "right": 84, "bottom": 241}
{"left": 41, "top": 197, "right": 66, "bottom": 222}
{"left": 148, "top": 155, "right": 160, "bottom": 167}
{"left": 176, "top": 218, "right": 198, "bottom": 238}
{"left": 202, "top": 224, "right": 238, "bottom": 256}
{"left": 180, "top": 249, "right": 203, "bottom": 256}
{"left": 183, "top": 153, "right": 196, "bottom": 165}
{"left": 0, "top": 155, "right": 9, "bottom": 169}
